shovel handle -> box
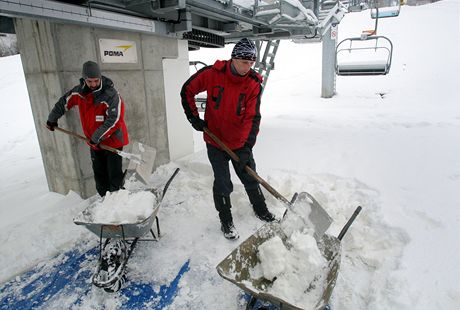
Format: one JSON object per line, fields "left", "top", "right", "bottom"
{"left": 53, "top": 126, "right": 120, "bottom": 154}
{"left": 203, "top": 127, "right": 292, "bottom": 207}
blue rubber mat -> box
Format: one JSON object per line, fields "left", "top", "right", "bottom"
{"left": 0, "top": 245, "right": 189, "bottom": 309}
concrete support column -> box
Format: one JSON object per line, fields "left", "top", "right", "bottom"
{"left": 14, "top": 19, "right": 90, "bottom": 196}
{"left": 321, "top": 25, "right": 338, "bottom": 98}
{"left": 14, "top": 18, "right": 193, "bottom": 198}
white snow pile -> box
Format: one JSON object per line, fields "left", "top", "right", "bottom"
{"left": 0, "top": 191, "right": 91, "bottom": 283}
{"left": 84, "top": 189, "right": 157, "bottom": 224}
{"left": 258, "top": 236, "right": 290, "bottom": 281}
{"left": 253, "top": 198, "right": 328, "bottom": 308}
{"left": 257, "top": 232, "right": 327, "bottom": 307}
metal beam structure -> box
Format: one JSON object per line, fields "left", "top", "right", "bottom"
{"left": 0, "top": 0, "right": 398, "bottom": 46}
{"left": 1, "top": 0, "right": 348, "bottom": 46}
{"left": 0, "top": 0, "right": 171, "bottom": 36}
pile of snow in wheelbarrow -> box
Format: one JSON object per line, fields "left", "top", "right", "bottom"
{"left": 80, "top": 189, "right": 158, "bottom": 224}
{"left": 253, "top": 213, "right": 328, "bottom": 307}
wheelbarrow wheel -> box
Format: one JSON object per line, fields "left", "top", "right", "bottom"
{"left": 103, "top": 273, "right": 126, "bottom": 293}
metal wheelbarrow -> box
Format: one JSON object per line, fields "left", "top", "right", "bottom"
{"left": 73, "top": 168, "right": 180, "bottom": 292}
{"left": 216, "top": 192, "right": 361, "bottom": 310}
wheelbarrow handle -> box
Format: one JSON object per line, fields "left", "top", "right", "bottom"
{"left": 203, "top": 127, "right": 292, "bottom": 207}
{"left": 162, "top": 168, "right": 180, "bottom": 198}
{"left": 337, "top": 206, "right": 362, "bottom": 241}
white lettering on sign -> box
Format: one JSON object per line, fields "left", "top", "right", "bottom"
{"left": 99, "top": 39, "right": 138, "bottom": 63}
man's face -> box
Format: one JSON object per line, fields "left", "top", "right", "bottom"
{"left": 85, "top": 77, "right": 101, "bottom": 90}
{"left": 232, "top": 59, "right": 255, "bottom": 76}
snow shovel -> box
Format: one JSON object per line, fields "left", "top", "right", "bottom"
{"left": 204, "top": 127, "right": 293, "bottom": 207}
{"left": 204, "top": 128, "right": 332, "bottom": 232}
{"left": 52, "top": 127, "right": 156, "bottom": 184}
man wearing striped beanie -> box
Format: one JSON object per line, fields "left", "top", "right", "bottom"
{"left": 181, "top": 38, "right": 277, "bottom": 240}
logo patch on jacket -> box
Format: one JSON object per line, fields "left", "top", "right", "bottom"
{"left": 95, "top": 115, "right": 104, "bottom": 122}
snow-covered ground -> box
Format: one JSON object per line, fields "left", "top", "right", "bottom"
{"left": 1, "top": 0, "right": 459, "bottom": 309}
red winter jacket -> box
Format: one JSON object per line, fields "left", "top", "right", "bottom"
{"left": 48, "top": 76, "right": 129, "bottom": 149}
{"left": 181, "top": 60, "right": 263, "bottom": 150}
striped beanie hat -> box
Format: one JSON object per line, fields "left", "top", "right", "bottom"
{"left": 231, "top": 38, "right": 257, "bottom": 61}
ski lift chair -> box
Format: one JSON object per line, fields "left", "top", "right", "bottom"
{"left": 335, "top": 35, "right": 393, "bottom": 76}
{"left": 371, "top": 0, "right": 401, "bottom": 19}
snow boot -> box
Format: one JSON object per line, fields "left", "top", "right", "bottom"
{"left": 247, "top": 187, "right": 277, "bottom": 223}
{"left": 214, "top": 193, "right": 239, "bottom": 240}
{"left": 221, "top": 220, "right": 239, "bottom": 240}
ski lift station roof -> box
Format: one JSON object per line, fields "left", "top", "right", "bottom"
{"left": 0, "top": 0, "right": 349, "bottom": 47}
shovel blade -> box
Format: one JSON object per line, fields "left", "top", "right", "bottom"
{"left": 118, "top": 151, "right": 143, "bottom": 165}
{"left": 126, "top": 142, "right": 156, "bottom": 185}
{"left": 293, "top": 192, "right": 333, "bottom": 240}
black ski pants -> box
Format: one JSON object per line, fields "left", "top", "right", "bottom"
{"left": 207, "top": 144, "right": 259, "bottom": 196}
{"left": 90, "top": 148, "right": 124, "bottom": 197}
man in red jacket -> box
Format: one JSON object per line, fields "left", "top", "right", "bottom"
{"left": 46, "top": 61, "right": 129, "bottom": 197}
{"left": 181, "top": 38, "right": 276, "bottom": 240}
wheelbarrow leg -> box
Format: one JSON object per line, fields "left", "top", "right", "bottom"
{"left": 246, "top": 295, "right": 257, "bottom": 310}
{"left": 246, "top": 296, "right": 275, "bottom": 310}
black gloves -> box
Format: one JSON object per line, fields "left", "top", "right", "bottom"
{"left": 88, "top": 139, "right": 100, "bottom": 150}
{"left": 46, "top": 120, "right": 58, "bottom": 131}
{"left": 190, "top": 117, "right": 206, "bottom": 132}
{"left": 235, "top": 145, "right": 252, "bottom": 173}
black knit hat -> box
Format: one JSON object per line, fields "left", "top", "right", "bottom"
{"left": 231, "top": 38, "right": 257, "bottom": 61}
{"left": 82, "top": 61, "right": 101, "bottom": 79}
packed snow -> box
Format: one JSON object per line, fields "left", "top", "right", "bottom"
{"left": 256, "top": 230, "right": 327, "bottom": 308}
{"left": 77, "top": 189, "right": 157, "bottom": 224}
{"left": 1, "top": 1, "right": 460, "bottom": 309}
{"left": 257, "top": 236, "right": 291, "bottom": 282}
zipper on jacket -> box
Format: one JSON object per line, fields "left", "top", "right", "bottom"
{"left": 236, "top": 93, "right": 246, "bottom": 116}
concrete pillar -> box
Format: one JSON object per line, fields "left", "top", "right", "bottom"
{"left": 14, "top": 18, "right": 193, "bottom": 198}
{"left": 321, "top": 25, "right": 337, "bottom": 98}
